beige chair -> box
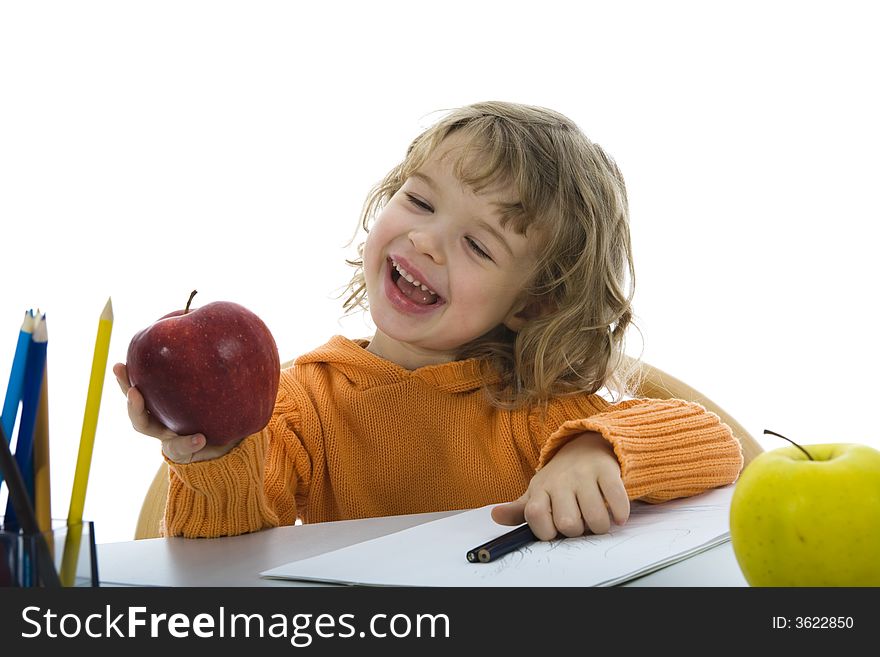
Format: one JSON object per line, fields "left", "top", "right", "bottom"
{"left": 134, "top": 361, "right": 763, "bottom": 539}
{"left": 634, "top": 363, "right": 762, "bottom": 465}
{"left": 135, "top": 462, "right": 170, "bottom": 540}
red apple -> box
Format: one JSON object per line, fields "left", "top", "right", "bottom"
{"left": 126, "top": 291, "right": 281, "bottom": 446}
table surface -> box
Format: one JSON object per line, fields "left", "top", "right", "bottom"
{"left": 96, "top": 509, "right": 749, "bottom": 587}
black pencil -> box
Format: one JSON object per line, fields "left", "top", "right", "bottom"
{"left": 466, "top": 523, "right": 538, "bottom": 563}
{"left": 0, "top": 424, "right": 60, "bottom": 586}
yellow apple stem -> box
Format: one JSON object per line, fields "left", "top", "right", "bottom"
{"left": 763, "top": 429, "right": 814, "bottom": 460}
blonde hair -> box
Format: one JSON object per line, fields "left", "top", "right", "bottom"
{"left": 342, "top": 101, "right": 638, "bottom": 407}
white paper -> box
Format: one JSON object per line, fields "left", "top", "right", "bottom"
{"left": 260, "top": 486, "right": 734, "bottom": 587}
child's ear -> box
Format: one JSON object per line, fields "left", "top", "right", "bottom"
{"left": 503, "top": 297, "right": 552, "bottom": 332}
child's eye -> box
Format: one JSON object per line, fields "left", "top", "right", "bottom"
{"left": 405, "top": 193, "right": 433, "bottom": 212}
{"left": 466, "top": 237, "right": 492, "bottom": 260}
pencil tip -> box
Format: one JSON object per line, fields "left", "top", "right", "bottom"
{"left": 102, "top": 297, "right": 114, "bottom": 319}
{"left": 32, "top": 314, "right": 48, "bottom": 342}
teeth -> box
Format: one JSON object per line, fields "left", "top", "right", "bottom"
{"left": 391, "top": 259, "right": 437, "bottom": 296}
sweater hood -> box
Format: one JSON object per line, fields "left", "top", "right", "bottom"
{"left": 294, "top": 335, "right": 500, "bottom": 394}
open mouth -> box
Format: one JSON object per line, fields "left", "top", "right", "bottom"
{"left": 389, "top": 258, "right": 441, "bottom": 306}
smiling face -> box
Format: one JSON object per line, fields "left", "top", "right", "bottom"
{"left": 363, "top": 135, "right": 537, "bottom": 369}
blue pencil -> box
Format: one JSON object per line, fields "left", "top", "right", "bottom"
{"left": 0, "top": 310, "right": 35, "bottom": 490}
{"left": 1, "top": 311, "right": 35, "bottom": 439}
{"left": 4, "top": 313, "right": 48, "bottom": 531}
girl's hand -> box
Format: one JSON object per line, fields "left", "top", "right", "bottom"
{"left": 112, "top": 362, "right": 238, "bottom": 464}
{"left": 491, "top": 431, "right": 630, "bottom": 540}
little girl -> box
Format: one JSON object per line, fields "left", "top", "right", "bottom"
{"left": 114, "top": 101, "right": 743, "bottom": 540}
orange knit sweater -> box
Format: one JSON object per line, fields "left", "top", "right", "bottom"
{"left": 163, "top": 336, "right": 744, "bottom": 538}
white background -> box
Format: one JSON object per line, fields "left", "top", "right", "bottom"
{"left": 1, "top": 1, "right": 877, "bottom": 545}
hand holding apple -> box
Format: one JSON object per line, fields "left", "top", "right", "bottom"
{"left": 729, "top": 430, "right": 880, "bottom": 586}
{"left": 126, "top": 291, "right": 281, "bottom": 447}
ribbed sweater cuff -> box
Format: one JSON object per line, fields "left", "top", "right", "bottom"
{"left": 537, "top": 399, "right": 744, "bottom": 502}
{"left": 163, "top": 432, "right": 279, "bottom": 538}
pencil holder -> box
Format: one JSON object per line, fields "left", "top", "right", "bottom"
{"left": 0, "top": 518, "right": 99, "bottom": 587}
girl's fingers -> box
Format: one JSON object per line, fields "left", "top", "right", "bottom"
{"left": 523, "top": 489, "right": 556, "bottom": 541}
{"left": 598, "top": 474, "right": 631, "bottom": 525}
{"left": 160, "top": 434, "right": 206, "bottom": 464}
{"left": 120, "top": 372, "right": 217, "bottom": 464}
{"left": 113, "top": 362, "right": 131, "bottom": 395}
{"left": 126, "top": 387, "right": 156, "bottom": 435}
{"left": 547, "top": 490, "right": 585, "bottom": 538}
{"left": 490, "top": 492, "right": 528, "bottom": 526}
{"left": 576, "top": 485, "right": 612, "bottom": 535}
{"left": 127, "top": 387, "right": 180, "bottom": 442}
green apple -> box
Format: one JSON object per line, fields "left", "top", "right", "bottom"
{"left": 729, "top": 440, "right": 880, "bottom": 586}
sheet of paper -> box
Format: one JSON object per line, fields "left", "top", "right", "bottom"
{"left": 261, "top": 485, "right": 734, "bottom": 587}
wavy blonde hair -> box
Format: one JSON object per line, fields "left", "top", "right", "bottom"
{"left": 341, "top": 101, "right": 638, "bottom": 407}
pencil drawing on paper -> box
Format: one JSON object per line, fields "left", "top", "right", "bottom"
{"left": 471, "top": 501, "right": 719, "bottom": 578}
{"left": 262, "top": 485, "right": 735, "bottom": 587}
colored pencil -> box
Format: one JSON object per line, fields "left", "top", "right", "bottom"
{"left": 61, "top": 298, "right": 113, "bottom": 585}
{"left": 1, "top": 311, "right": 35, "bottom": 472}
{"left": 0, "top": 311, "right": 33, "bottom": 585}
{"left": 34, "top": 355, "right": 52, "bottom": 535}
{"left": 4, "top": 313, "right": 48, "bottom": 530}
{"left": 466, "top": 523, "right": 538, "bottom": 563}
{"left": 0, "top": 423, "right": 60, "bottom": 586}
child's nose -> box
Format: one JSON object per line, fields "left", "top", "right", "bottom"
{"left": 408, "top": 228, "right": 445, "bottom": 265}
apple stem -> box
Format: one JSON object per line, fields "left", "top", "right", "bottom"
{"left": 763, "top": 429, "right": 814, "bottom": 460}
{"left": 184, "top": 290, "right": 198, "bottom": 314}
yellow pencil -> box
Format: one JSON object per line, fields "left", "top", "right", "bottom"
{"left": 61, "top": 298, "right": 113, "bottom": 585}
